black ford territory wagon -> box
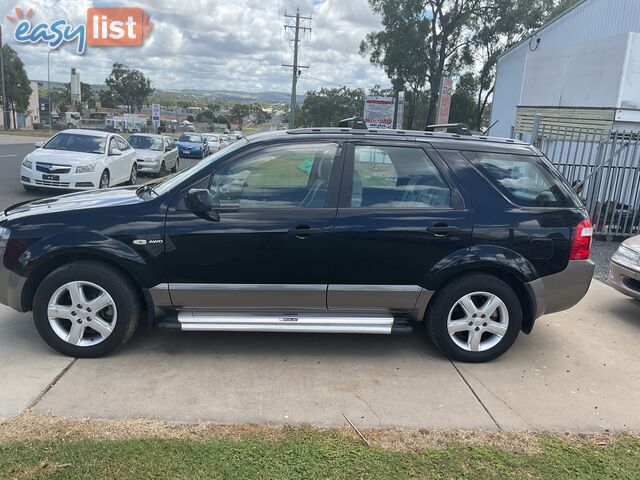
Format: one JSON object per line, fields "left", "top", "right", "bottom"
{"left": 0, "top": 128, "right": 595, "bottom": 362}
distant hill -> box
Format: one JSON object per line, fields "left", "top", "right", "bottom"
{"left": 34, "top": 80, "right": 304, "bottom": 104}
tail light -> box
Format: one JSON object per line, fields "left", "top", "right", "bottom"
{"left": 569, "top": 218, "right": 593, "bottom": 260}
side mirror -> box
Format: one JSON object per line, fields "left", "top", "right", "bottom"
{"left": 111, "top": 148, "right": 123, "bottom": 156}
{"left": 186, "top": 188, "right": 217, "bottom": 213}
{"left": 34, "top": 141, "right": 44, "bottom": 148}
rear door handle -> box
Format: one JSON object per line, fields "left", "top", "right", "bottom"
{"left": 288, "top": 225, "right": 324, "bottom": 238}
{"left": 427, "top": 224, "right": 461, "bottom": 236}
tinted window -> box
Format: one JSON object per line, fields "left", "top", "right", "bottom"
{"left": 179, "top": 134, "right": 203, "bottom": 143}
{"left": 209, "top": 143, "right": 340, "bottom": 209}
{"left": 464, "top": 152, "right": 573, "bottom": 207}
{"left": 43, "top": 133, "right": 106, "bottom": 154}
{"left": 129, "top": 135, "right": 163, "bottom": 150}
{"left": 350, "top": 145, "right": 451, "bottom": 208}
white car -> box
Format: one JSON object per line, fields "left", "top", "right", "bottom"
{"left": 21, "top": 129, "right": 137, "bottom": 191}
{"left": 128, "top": 134, "right": 179, "bottom": 176}
{"left": 203, "top": 133, "right": 223, "bottom": 153}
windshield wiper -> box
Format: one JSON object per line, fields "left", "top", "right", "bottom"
{"left": 136, "top": 184, "right": 159, "bottom": 197}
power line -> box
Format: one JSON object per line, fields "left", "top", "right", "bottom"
{"left": 282, "top": 8, "right": 311, "bottom": 128}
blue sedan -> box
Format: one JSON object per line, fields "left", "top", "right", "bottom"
{"left": 176, "top": 133, "right": 208, "bottom": 159}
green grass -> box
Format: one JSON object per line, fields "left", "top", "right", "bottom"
{"left": 1, "top": 430, "right": 639, "bottom": 479}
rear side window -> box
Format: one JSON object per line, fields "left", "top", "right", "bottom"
{"left": 463, "top": 152, "right": 574, "bottom": 207}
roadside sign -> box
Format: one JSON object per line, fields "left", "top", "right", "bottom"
{"left": 151, "top": 103, "right": 161, "bottom": 129}
{"left": 436, "top": 78, "right": 453, "bottom": 125}
{"left": 364, "top": 96, "right": 395, "bottom": 129}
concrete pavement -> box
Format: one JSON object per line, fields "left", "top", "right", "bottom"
{"left": 1, "top": 280, "right": 638, "bottom": 432}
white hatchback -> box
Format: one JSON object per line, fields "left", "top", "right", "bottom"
{"left": 20, "top": 129, "right": 138, "bottom": 191}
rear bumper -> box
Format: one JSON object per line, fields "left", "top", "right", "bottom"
{"left": 0, "top": 248, "right": 27, "bottom": 312}
{"left": 527, "top": 259, "right": 595, "bottom": 320}
{"left": 608, "top": 259, "right": 640, "bottom": 300}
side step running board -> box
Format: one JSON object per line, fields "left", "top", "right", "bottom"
{"left": 161, "top": 313, "right": 413, "bottom": 335}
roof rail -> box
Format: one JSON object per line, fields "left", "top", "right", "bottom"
{"left": 425, "top": 123, "right": 471, "bottom": 135}
{"left": 285, "top": 127, "right": 524, "bottom": 145}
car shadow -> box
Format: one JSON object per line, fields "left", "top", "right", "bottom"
{"left": 127, "top": 326, "right": 448, "bottom": 362}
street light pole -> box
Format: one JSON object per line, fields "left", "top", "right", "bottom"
{"left": 0, "top": 25, "right": 9, "bottom": 130}
{"left": 47, "top": 49, "right": 58, "bottom": 134}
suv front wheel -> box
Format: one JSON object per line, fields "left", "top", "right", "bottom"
{"left": 426, "top": 273, "right": 522, "bottom": 363}
{"left": 33, "top": 261, "right": 140, "bottom": 357}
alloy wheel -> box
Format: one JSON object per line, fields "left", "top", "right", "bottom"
{"left": 99, "top": 171, "right": 109, "bottom": 189}
{"left": 47, "top": 281, "right": 118, "bottom": 347}
{"left": 447, "top": 291, "right": 509, "bottom": 352}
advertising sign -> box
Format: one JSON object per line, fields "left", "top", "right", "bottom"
{"left": 151, "top": 103, "right": 161, "bottom": 129}
{"left": 363, "top": 96, "right": 395, "bottom": 129}
{"left": 436, "top": 78, "right": 454, "bottom": 125}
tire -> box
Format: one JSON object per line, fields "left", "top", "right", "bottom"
{"left": 157, "top": 161, "right": 166, "bottom": 178}
{"left": 127, "top": 163, "right": 137, "bottom": 185}
{"left": 426, "top": 273, "right": 522, "bottom": 363}
{"left": 32, "top": 261, "right": 140, "bottom": 357}
{"left": 171, "top": 158, "right": 179, "bottom": 173}
{"left": 99, "top": 170, "right": 110, "bottom": 189}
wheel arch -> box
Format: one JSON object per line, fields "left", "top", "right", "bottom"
{"left": 422, "top": 247, "right": 539, "bottom": 334}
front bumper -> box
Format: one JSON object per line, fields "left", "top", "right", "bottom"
{"left": 136, "top": 158, "right": 162, "bottom": 174}
{"left": 178, "top": 148, "right": 204, "bottom": 158}
{"left": 20, "top": 166, "right": 99, "bottom": 190}
{"left": 527, "top": 259, "right": 595, "bottom": 320}
{"left": 609, "top": 259, "right": 640, "bottom": 300}
{"left": 0, "top": 247, "right": 27, "bottom": 312}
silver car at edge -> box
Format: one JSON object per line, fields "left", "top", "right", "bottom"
{"left": 609, "top": 235, "right": 640, "bottom": 300}
{"left": 128, "top": 134, "right": 179, "bottom": 176}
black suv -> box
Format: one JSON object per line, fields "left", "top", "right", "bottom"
{"left": 0, "top": 128, "right": 595, "bottom": 362}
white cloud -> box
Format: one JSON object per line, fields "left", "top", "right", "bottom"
{"left": 0, "top": 0, "right": 389, "bottom": 93}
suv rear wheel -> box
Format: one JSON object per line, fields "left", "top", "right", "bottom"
{"left": 33, "top": 261, "right": 140, "bottom": 357}
{"left": 426, "top": 273, "right": 522, "bottom": 362}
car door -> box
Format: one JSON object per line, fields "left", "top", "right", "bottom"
{"left": 164, "top": 140, "right": 344, "bottom": 310}
{"left": 327, "top": 141, "right": 473, "bottom": 314}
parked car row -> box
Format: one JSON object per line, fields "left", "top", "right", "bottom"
{"left": 176, "top": 132, "right": 240, "bottom": 159}
{"left": 20, "top": 129, "right": 242, "bottom": 193}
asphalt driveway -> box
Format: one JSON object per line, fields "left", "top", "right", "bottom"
{"left": 1, "top": 280, "right": 639, "bottom": 432}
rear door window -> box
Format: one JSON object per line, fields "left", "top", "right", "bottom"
{"left": 350, "top": 145, "right": 451, "bottom": 208}
{"left": 463, "top": 151, "right": 575, "bottom": 207}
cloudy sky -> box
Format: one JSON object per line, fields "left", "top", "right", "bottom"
{"left": 0, "top": 0, "right": 391, "bottom": 93}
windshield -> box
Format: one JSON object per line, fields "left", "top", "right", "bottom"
{"left": 179, "top": 134, "right": 202, "bottom": 143}
{"left": 128, "top": 135, "right": 163, "bottom": 151}
{"left": 153, "top": 138, "right": 249, "bottom": 195}
{"left": 205, "top": 135, "right": 220, "bottom": 143}
{"left": 43, "top": 133, "right": 106, "bottom": 154}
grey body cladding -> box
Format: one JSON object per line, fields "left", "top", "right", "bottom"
{"left": 149, "top": 283, "right": 434, "bottom": 325}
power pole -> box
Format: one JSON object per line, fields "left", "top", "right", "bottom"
{"left": 0, "top": 26, "right": 8, "bottom": 130}
{"left": 282, "top": 8, "right": 310, "bottom": 129}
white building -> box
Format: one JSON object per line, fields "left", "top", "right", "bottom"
{"left": 0, "top": 81, "right": 40, "bottom": 130}
{"left": 490, "top": 0, "right": 640, "bottom": 138}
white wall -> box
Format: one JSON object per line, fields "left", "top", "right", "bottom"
{"left": 490, "top": 0, "right": 640, "bottom": 137}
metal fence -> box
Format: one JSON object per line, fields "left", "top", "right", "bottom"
{"left": 534, "top": 125, "right": 640, "bottom": 238}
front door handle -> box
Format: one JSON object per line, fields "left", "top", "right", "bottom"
{"left": 427, "top": 224, "right": 461, "bottom": 236}
{"left": 289, "top": 225, "right": 324, "bottom": 239}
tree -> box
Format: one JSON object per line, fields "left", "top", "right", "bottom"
{"left": 105, "top": 63, "right": 154, "bottom": 113}
{"left": 300, "top": 87, "right": 365, "bottom": 127}
{"left": 1, "top": 45, "right": 31, "bottom": 128}
{"left": 449, "top": 73, "right": 478, "bottom": 127}
{"left": 229, "top": 103, "right": 251, "bottom": 130}
{"left": 360, "top": 0, "right": 430, "bottom": 129}
{"left": 466, "top": 0, "right": 555, "bottom": 129}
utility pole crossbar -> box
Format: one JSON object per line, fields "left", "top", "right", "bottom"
{"left": 282, "top": 8, "right": 311, "bottom": 129}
